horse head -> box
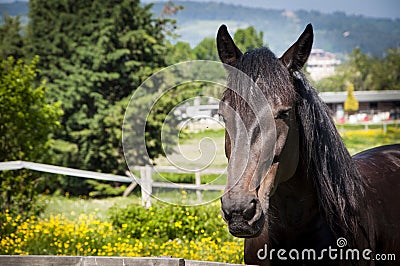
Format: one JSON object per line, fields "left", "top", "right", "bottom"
{"left": 217, "top": 24, "right": 314, "bottom": 238}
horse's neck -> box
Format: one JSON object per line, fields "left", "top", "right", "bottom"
{"left": 268, "top": 169, "right": 335, "bottom": 248}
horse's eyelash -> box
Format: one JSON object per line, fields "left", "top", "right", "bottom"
{"left": 275, "top": 108, "right": 292, "bottom": 119}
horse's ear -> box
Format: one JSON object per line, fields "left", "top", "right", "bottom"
{"left": 217, "top": 24, "right": 243, "bottom": 66}
{"left": 280, "top": 24, "right": 313, "bottom": 72}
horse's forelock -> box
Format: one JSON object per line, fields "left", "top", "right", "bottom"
{"left": 223, "top": 47, "right": 297, "bottom": 110}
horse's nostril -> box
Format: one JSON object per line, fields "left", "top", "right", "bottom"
{"left": 243, "top": 199, "right": 257, "bottom": 221}
{"left": 222, "top": 208, "right": 232, "bottom": 221}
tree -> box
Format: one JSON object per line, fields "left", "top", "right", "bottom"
{"left": 369, "top": 48, "right": 400, "bottom": 91}
{"left": 315, "top": 48, "right": 400, "bottom": 92}
{"left": 233, "top": 26, "right": 265, "bottom": 52}
{"left": 25, "top": 0, "right": 174, "bottom": 174}
{"left": 0, "top": 14, "right": 24, "bottom": 59}
{"left": 0, "top": 56, "right": 62, "bottom": 220}
{"left": 192, "top": 37, "right": 219, "bottom": 61}
{"left": 346, "top": 48, "right": 374, "bottom": 91}
{"left": 166, "top": 41, "right": 195, "bottom": 64}
{"left": 22, "top": 0, "right": 187, "bottom": 195}
{"left": 344, "top": 83, "right": 359, "bottom": 114}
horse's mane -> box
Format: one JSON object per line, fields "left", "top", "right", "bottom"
{"left": 293, "top": 71, "right": 370, "bottom": 248}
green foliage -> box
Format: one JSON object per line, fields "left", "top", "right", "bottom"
{"left": 234, "top": 26, "right": 265, "bottom": 52}
{"left": 369, "top": 48, "right": 400, "bottom": 91}
{"left": 153, "top": 172, "right": 195, "bottom": 184}
{"left": 152, "top": 172, "right": 226, "bottom": 186}
{"left": 192, "top": 37, "right": 219, "bottom": 60}
{"left": 123, "top": 84, "right": 199, "bottom": 166}
{"left": 0, "top": 15, "right": 24, "bottom": 59}
{"left": 315, "top": 48, "right": 400, "bottom": 92}
{"left": 86, "top": 180, "right": 127, "bottom": 198}
{"left": 0, "top": 56, "right": 62, "bottom": 222}
{"left": 109, "top": 201, "right": 234, "bottom": 243}
{"left": 21, "top": 0, "right": 183, "bottom": 195}
{"left": 344, "top": 83, "right": 359, "bottom": 113}
{"left": 190, "top": 25, "right": 265, "bottom": 61}
{"left": 165, "top": 41, "right": 195, "bottom": 64}
{"left": 0, "top": 56, "right": 62, "bottom": 162}
{"left": 25, "top": 0, "right": 173, "bottom": 171}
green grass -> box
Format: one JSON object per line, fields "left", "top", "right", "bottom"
{"left": 150, "top": 189, "right": 224, "bottom": 205}
{"left": 39, "top": 192, "right": 224, "bottom": 220}
{"left": 341, "top": 127, "right": 400, "bottom": 155}
{"left": 155, "top": 129, "right": 228, "bottom": 169}
{"left": 39, "top": 195, "right": 139, "bottom": 220}
{"left": 152, "top": 172, "right": 227, "bottom": 185}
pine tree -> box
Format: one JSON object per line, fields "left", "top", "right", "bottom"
{"left": 25, "top": 0, "right": 174, "bottom": 176}
{"left": 0, "top": 15, "right": 24, "bottom": 59}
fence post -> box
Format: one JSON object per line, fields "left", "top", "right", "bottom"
{"left": 141, "top": 165, "right": 153, "bottom": 208}
{"left": 195, "top": 172, "right": 202, "bottom": 202}
{"left": 123, "top": 171, "right": 138, "bottom": 197}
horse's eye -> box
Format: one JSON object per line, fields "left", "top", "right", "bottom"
{"left": 275, "top": 108, "right": 292, "bottom": 120}
{"left": 218, "top": 114, "right": 226, "bottom": 123}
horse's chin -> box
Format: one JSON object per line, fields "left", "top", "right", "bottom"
{"left": 228, "top": 213, "right": 265, "bottom": 238}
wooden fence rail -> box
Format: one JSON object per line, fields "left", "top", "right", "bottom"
{"left": 0, "top": 161, "right": 226, "bottom": 207}
{"left": 0, "top": 255, "right": 250, "bottom": 266}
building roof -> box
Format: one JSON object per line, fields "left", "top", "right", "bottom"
{"left": 319, "top": 90, "right": 400, "bottom": 103}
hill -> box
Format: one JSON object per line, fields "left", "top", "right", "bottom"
{"left": 152, "top": 1, "right": 400, "bottom": 56}
{"left": 1, "top": 1, "right": 399, "bottom": 56}
{"left": 0, "top": 1, "right": 28, "bottom": 24}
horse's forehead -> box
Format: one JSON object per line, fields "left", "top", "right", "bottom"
{"left": 221, "top": 53, "right": 296, "bottom": 111}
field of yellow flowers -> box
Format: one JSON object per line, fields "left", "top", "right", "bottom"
{"left": 0, "top": 201, "right": 244, "bottom": 264}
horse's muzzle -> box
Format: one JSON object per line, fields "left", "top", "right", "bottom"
{"left": 221, "top": 196, "right": 265, "bottom": 238}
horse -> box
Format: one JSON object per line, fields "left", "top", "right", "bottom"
{"left": 216, "top": 23, "right": 400, "bottom": 266}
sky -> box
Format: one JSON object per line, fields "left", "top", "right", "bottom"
{"left": 0, "top": 0, "right": 399, "bottom": 19}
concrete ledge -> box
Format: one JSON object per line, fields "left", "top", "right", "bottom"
{"left": 0, "top": 256, "right": 246, "bottom": 266}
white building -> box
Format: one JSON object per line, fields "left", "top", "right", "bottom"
{"left": 306, "top": 49, "right": 341, "bottom": 81}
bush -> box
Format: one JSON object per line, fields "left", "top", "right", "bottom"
{"left": 0, "top": 171, "right": 45, "bottom": 236}
{"left": 109, "top": 201, "right": 234, "bottom": 243}
{"left": 152, "top": 172, "right": 195, "bottom": 184}
{"left": 0, "top": 56, "right": 62, "bottom": 224}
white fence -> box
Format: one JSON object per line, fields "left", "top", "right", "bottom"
{"left": 0, "top": 161, "right": 225, "bottom": 207}
{"left": 336, "top": 120, "right": 399, "bottom": 133}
